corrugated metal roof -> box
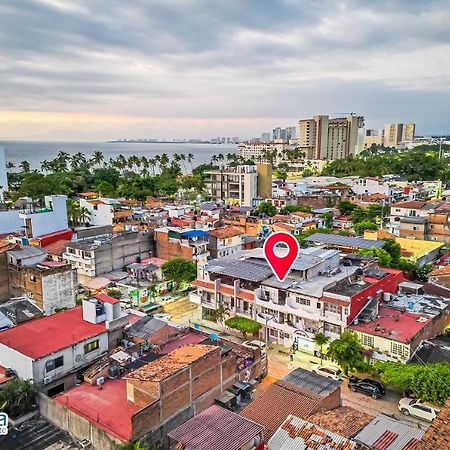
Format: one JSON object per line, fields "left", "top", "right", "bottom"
{"left": 354, "top": 415, "right": 424, "bottom": 450}
{"left": 282, "top": 367, "right": 340, "bottom": 398}
{"left": 267, "top": 415, "right": 356, "bottom": 450}
{"left": 207, "top": 259, "right": 273, "bottom": 282}
{"left": 305, "top": 233, "right": 386, "bottom": 249}
{"left": 168, "top": 405, "right": 264, "bottom": 450}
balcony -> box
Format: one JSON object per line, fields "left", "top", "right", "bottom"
{"left": 189, "top": 293, "right": 202, "bottom": 305}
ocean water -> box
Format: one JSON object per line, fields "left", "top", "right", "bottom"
{"left": 0, "top": 140, "right": 238, "bottom": 171}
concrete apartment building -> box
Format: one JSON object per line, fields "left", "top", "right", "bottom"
{"left": 238, "top": 142, "right": 289, "bottom": 165}
{"left": 0, "top": 195, "right": 68, "bottom": 237}
{"left": 298, "top": 115, "right": 363, "bottom": 160}
{"left": 63, "top": 230, "right": 153, "bottom": 280}
{"left": 192, "top": 248, "right": 403, "bottom": 349}
{"left": 153, "top": 227, "right": 209, "bottom": 265}
{"left": 384, "top": 123, "right": 415, "bottom": 146}
{"left": 204, "top": 164, "right": 271, "bottom": 207}
{"left": 208, "top": 226, "right": 243, "bottom": 258}
{"left": 7, "top": 246, "right": 77, "bottom": 315}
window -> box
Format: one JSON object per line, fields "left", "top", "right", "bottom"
{"left": 30, "top": 274, "right": 36, "bottom": 282}
{"left": 93, "top": 205, "right": 98, "bottom": 211}
{"left": 324, "top": 303, "right": 341, "bottom": 314}
{"left": 84, "top": 340, "right": 100, "bottom": 354}
{"left": 360, "top": 334, "right": 374, "bottom": 347}
{"left": 296, "top": 297, "right": 310, "bottom": 306}
{"left": 324, "top": 322, "right": 340, "bottom": 335}
{"left": 45, "top": 355, "right": 64, "bottom": 372}
{"left": 391, "top": 342, "right": 408, "bottom": 357}
{"left": 412, "top": 226, "right": 417, "bottom": 231}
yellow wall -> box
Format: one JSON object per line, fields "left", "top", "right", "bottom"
{"left": 364, "top": 230, "right": 444, "bottom": 261}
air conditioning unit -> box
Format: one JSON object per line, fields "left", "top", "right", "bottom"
{"left": 43, "top": 376, "right": 53, "bottom": 385}
{"left": 96, "top": 376, "right": 105, "bottom": 386}
{"left": 78, "top": 439, "right": 91, "bottom": 449}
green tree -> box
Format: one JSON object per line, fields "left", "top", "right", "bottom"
{"left": 357, "top": 247, "right": 392, "bottom": 267}
{"left": 0, "top": 378, "right": 38, "bottom": 418}
{"left": 224, "top": 316, "right": 262, "bottom": 339}
{"left": 97, "top": 180, "right": 116, "bottom": 197}
{"left": 19, "top": 161, "right": 30, "bottom": 173}
{"left": 107, "top": 288, "right": 122, "bottom": 299}
{"left": 382, "top": 239, "right": 401, "bottom": 267}
{"left": 257, "top": 201, "right": 276, "bottom": 217}
{"left": 327, "top": 331, "right": 366, "bottom": 376}
{"left": 161, "top": 258, "right": 197, "bottom": 291}
{"left": 210, "top": 304, "right": 231, "bottom": 328}
{"left": 119, "top": 442, "right": 160, "bottom": 450}
{"left": 375, "top": 361, "right": 450, "bottom": 405}
{"left": 353, "top": 220, "right": 378, "bottom": 235}
{"left": 313, "top": 332, "right": 330, "bottom": 364}
{"left": 320, "top": 213, "right": 334, "bottom": 229}
{"left": 280, "top": 205, "right": 312, "bottom": 214}
{"left": 338, "top": 200, "right": 357, "bottom": 216}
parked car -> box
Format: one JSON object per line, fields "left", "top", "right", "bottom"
{"left": 348, "top": 377, "right": 385, "bottom": 399}
{"left": 398, "top": 398, "right": 440, "bottom": 422}
{"left": 311, "top": 364, "right": 342, "bottom": 381}
{"left": 152, "top": 313, "right": 171, "bottom": 321}
{"left": 242, "top": 340, "right": 267, "bottom": 353}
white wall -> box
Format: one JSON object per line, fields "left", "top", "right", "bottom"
{"left": 32, "top": 332, "right": 108, "bottom": 384}
{"left": 41, "top": 269, "right": 77, "bottom": 315}
{"left": 80, "top": 199, "right": 113, "bottom": 226}
{"left": 0, "top": 344, "right": 33, "bottom": 380}
{"left": 0, "top": 210, "right": 23, "bottom": 234}
{"left": 19, "top": 195, "right": 68, "bottom": 237}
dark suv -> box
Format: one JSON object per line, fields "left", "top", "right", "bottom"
{"left": 348, "top": 377, "right": 385, "bottom": 399}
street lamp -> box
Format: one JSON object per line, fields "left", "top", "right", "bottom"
{"left": 258, "top": 312, "right": 275, "bottom": 349}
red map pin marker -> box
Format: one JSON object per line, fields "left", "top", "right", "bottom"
{"left": 264, "top": 231, "right": 300, "bottom": 282}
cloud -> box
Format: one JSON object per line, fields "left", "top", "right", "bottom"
{"left": 0, "top": 0, "right": 449, "bottom": 139}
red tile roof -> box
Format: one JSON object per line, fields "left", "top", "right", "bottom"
{"left": 43, "top": 239, "right": 71, "bottom": 256}
{"left": 240, "top": 381, "right": 321, "bottom": 440}
{"left": 392, "top": 200, "right": 427, "bottom": 209}
{"left": 209, "top": 226, "right": 242, "bottom": 239}
{"left": 95, "top": 293, "right": 120, "bottom": 305}
{"left": 321, "top": 296, "right": 350, "bottom": 307}
{"left": 237, "top": 289, "right": 255, "bottom": 301}
{"left": 192, "top": 279, "right": 215, "bottom": 290}
{"left": 218, "top": 285, "right": 234, "bottom": 296}
{"left": 309, "top": 407, "right": 373, "bottom": 438}
{"left": 168, "top": 405, "right": 264, "bottom": 450}
{"left": 0, "top": 306, "right": 106, "bottom": 359}
{"left": 349, "top": 307, "right": 430, "bottom": 344}
{"left": 417, "top": 399, "right": 450, "bottom": 450}
{"left": 55, "top": 378, "right": 137, "bottom": 441}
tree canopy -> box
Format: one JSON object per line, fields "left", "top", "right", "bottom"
{"left": 375, "top": 361, "right": 450, "bottom": 405}
{"left": 257, "top": 201, "right": 277, "bottom": 217}
{"left": 161, "top": 258, "right": 197, "bottom": 287}
{"left": 326, "top": 331, "right": 367, "bottom": 376}
{"left": 224, "top": 316, "right": 262, "bottom": 338}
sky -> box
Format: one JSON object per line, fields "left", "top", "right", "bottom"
{"left": 0, "top": 0, "right": 450, "bottom": 141}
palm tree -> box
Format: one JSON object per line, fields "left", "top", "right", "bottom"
{"left": 56, "top": 151, "right": 70, "bottom": 171}
{"left": 179, "top": 153, "right": 187, "bottom": 173}
{"left": 71, "top": 152, "right": 86, "bottom": 171}
{"left": 78, "top": 206, "right": 91, "bottom": 226}
{"left": 5, "top": 162, "right": 15, "bottom": 170}
{"left": 187, "top": 152, "right": 194, "bottom": 171}
{"left": 19, "top": 161, "right": 30, "bottom": 173}
{"left": 148, "top": 158, "right": 157, "bottom": 176}
{"left": 313, "top": 332, "right": 330, "bottom": 364}
{"left": 160, "top": 153, "right": 169, "bottom": 170}
{"left": 66, "top": 200, "right": 80, "bottom": 226}
{"left": 91, "top": 151, "right": 104, "bottom": 166}
{"left": 211, "top": 304, "right": 231, "bottom": 329}
{"left": 0, "top": 378, "right": 38, "bottom": 418}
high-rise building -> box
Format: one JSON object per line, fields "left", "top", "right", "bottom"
{"left": 285, "top": 126, "right": 297, "bottom": 140}
{"left": 298, "top": 115, "right": 362, "bottom": 160}
{"left": 0, "top": 145, "right": 8, "bottom": 202}
{"left": 402, "top": 123, "right": 416, "bottom": 142}
{"left": 384, "top": 123, "right": 403, "bottom": 147}
{"left": 272, "top": 127, "right": 282, "bottom": 141}
{"left": 261, "top": 132, "right": 271, "bottom": 142}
